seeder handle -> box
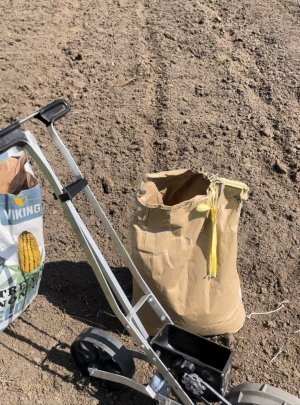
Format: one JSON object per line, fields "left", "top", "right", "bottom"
{"left": 35, "top": 99, "right": 70, "bottom": 125}
{"left": 0, "top": 99, "right": 70, "bottom": 144}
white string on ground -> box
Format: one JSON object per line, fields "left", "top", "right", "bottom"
{"left": 246, "top": 303, "right": 285, "bottom": 319}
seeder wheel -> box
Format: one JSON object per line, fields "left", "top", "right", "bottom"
{"left": 71, "top": 327, "right": 135, "bottom": 390}
{"left": 226, "top": 382, "right": 300, "bottom": 405}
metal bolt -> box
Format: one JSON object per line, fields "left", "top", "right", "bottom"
{"left": 160, "top": 315, "right": 166, "bottom": 321}
{"left": 148, "top": 297, "right": 153, "bottom": 303}
{"left": 152, "top": 357, "right": 156, "bottom": 363}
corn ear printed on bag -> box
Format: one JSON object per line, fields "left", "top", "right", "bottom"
{"left": 0, "top": 147, "right": 44, "bottom": 332}
{"left": 131, "top": 169, "right": 249, "bottom": 337}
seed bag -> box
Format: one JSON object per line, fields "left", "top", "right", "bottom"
{"left": 131, "top": 169, "right": 249, "bottom": 336}
{"left": 0, "top": 148, "right": 44, "bottom": 331}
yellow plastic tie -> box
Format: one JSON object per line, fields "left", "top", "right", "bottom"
{"left": 196, "top": 183, "right": 218, "bottom": 277}
{"left": 197, "top": 176, "right": 248, "bottom": 278}
{"left": 209, "top": 182, "right": 218, "bottom": 278}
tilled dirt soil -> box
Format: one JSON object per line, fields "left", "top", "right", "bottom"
{"left": 0, "top": 0, "right": 299, "bottom": 404}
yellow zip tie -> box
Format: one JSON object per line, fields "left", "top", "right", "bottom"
{"left": 197, "top": 176, "right": 249, "bottom": 278}
{"left": 196, "top": 182, "right": 218, "bottom": 277}
{"left": 209, "top": 182, "right": 218, "bottom": 278}
{"left": 210, "top": 205, "right": 217, "bottom": 278}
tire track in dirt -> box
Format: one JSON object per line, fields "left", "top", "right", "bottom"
{"left": 134, "top": 1, "right": 181, "bottom": 173}
{"left": 121, "top": 0, "right": 175, "bottom": 176}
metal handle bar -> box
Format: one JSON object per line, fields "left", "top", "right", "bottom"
{"left": 0, "top": 99, "right": 69, "bottom": 141}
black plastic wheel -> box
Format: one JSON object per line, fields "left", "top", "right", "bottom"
{"left": 71, "top": 327, "right": 135, "bottom": 390}
{"left": 226, "top": 383, "right": 300, "bottom": 405}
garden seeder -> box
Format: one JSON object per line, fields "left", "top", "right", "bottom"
{"left": 0, "top": 100, "right": 298, "bottom": 405}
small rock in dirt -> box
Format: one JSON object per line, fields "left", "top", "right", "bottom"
{"left": 101, "top": 177, "right": 113, "bottom": 194}
{"left": 213, "top": 16, "right": 222, "bottom": 23}
{"left": 285, "top": 212, "right": 294, "bottom": 221}
{"left": 122, "top": 186, "right": 131, "bottom": 194}
{"left": 195, "top": 85, "right": 205, "bottom": 97}
{"left": 245, "top": 209, "right": 254, "bottom": 217}
{"left": 156, "top": 117, "right": 164, "bottom": 128}
{"left": 226, "top": 334, "right": 236, "bottom": 348}
{"left": 273, "top": 131, "right": 281, "bottom": 140}
{"left": 260, "top": 338, "right": 267, "bottom": 346}
{"left": 286, "top": 146, "right": 297, "bottom": 154}
{"left": 115, "top": 115, "right": 122, "bottom": 125}
{"left": 259, "top": 125, "right": 273, "bottom": 138}
{"left": 281, "top": 369, "right": 290, "bottom": 378}
{"left": 183, "top": 118, "right": 190, "bottom": 124}
{"left": 134, "top": 138, "right": 146, "bottom": 147}
{"left": 130, "top": 144, "right": 141, "bottom": 151}
{"left": 164, "top": 32, "right": 176, "bottom": 41}
{"left": 263, "top": 347, "right": 272, "bottom": 356}
{"left": 220, "top": 333, "right": 235, "bottom": 347}
{"left": 197, "top": 14, "right": 205, "bottom": 24}
{"left": 74, "top": 53, "right": 83, "bottom": 61}
{"left": 202, "top": 133, "right": 211, "bottom": 139}
{"left": 273, "top": 159, "right": 288, "bottom": 174}
{"left": 237, "top": 129, "right": 245, "bottom": 139}
{"left": 263, "top": 320, "right": 277, "bottom": 328}
{"left": 290, "top": 170, "right": 300, "bottom": 182}
{"left": 153, "top": 139, "right": 165, "bottom": 146}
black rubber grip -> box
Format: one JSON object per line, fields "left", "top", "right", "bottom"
{"left": 0, "top": 128, "right": 28, "bottom": 154}
{"left": 0, "top": 121, "right": 21, "bottom": 139}
{"left": 35, "top": 99, "right": 70, "bottom": 125}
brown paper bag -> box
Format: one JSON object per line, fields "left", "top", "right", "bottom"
{"left": 0, "top": 156, "right": 37, "bottom": 194}
{"left": 131, "top": 169, "right": 249, "bottom": 336}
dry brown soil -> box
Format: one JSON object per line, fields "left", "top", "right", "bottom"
{"left": 0, "top": 0, "right": 299, "bottom": 404}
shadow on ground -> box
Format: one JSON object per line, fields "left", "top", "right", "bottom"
{"left": 5, "top": 261, "right": 155, "bottom": 404}
{"left": 40, "top": 260, "right": 132, "bottom": 334}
